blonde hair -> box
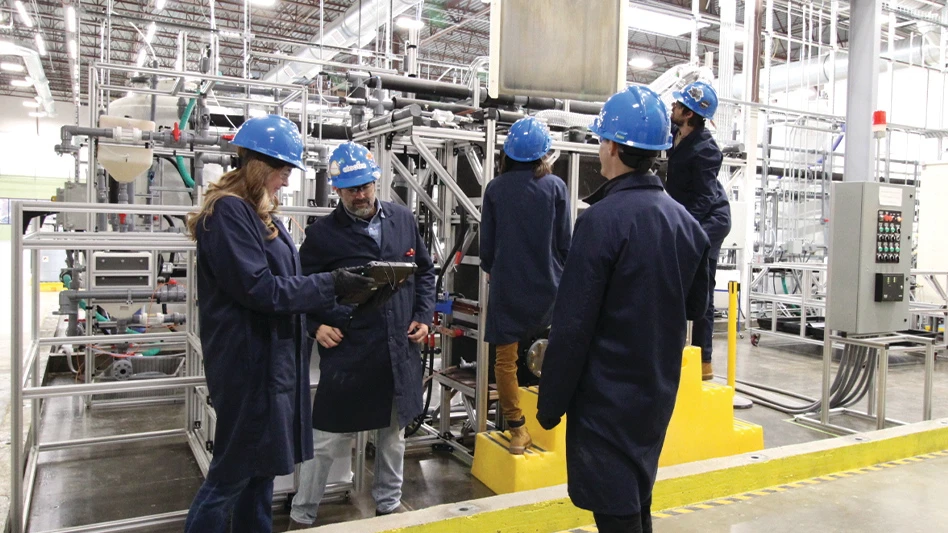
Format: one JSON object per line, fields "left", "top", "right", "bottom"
{"left": 187, "top": 148, "right": 285, "bottom": 241}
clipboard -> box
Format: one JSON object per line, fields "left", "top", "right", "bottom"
{"left": 338, "top": 261, "right": 418, "bottom": 306}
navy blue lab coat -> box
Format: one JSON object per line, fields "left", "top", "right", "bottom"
{"left": 195, "top": 196, "right": 340, "bottom": 483}
{"left": 536, "top": 172, "right": 710, "bottom": 516}
{"left": 479, "top": 166, "right": 572, "bottom": 344}
{"left": 666, "top": 126, "right": 731, "bottom": 253}
{"left": 298, "top": 201, "right": 436, "bottom": 433}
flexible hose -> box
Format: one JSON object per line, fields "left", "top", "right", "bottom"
{"left": 736, "top": 344, "right": 880, "bottom": 415}
{"left": 175, "top": 99, "right": 197, "bottom": 189}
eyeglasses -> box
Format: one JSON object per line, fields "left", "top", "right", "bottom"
{"left": 342, "top": 182, "right": 375, "bottom": 195}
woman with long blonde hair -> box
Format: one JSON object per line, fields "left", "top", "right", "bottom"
{"left": 184, "top": 115, "right": 372, "bottom": 533}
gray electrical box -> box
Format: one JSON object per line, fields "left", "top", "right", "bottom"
{"left": 827, "top": 182, "right": 914, "bottom": 334}
{"left": 55, "top": 181, "right": 89, "bottom": 231}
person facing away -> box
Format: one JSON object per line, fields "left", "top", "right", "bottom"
{"left": 536, "top": 86, "right": 710, "bottom": 533}
{"left": 479, "top": 116, "right": 572, "bottom": 455}
{"left": 184, "top": 115, "right": 374, "bottom": 533}
{"left": 288, "top": 141, "right": 436, "bottom": 529}
{"left": 665, "top": 80, "right": 732, "bottom": 380}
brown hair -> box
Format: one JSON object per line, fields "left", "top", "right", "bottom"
{"left": 186, "top": 147, "right": 288, "bottom": 241}
{"left": 500, "top": 154, "right": 553, "bottom": 179}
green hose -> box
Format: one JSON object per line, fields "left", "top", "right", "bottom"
{"left": 125, "top": 327, "right": 160, "bottom": 355}
{"left": 175, "top": 98, "right": 197, "bottom": 189}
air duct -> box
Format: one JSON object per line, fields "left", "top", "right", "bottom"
{"left": 0, "top": 40, "right": 55, "bottom": 115}
{"left": 733, "top": 23, "right": 943, "bottom": 99}
{"left": 262, "top": 0, "right": 423, "bottom": 85}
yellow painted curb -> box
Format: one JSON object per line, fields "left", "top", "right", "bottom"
{"left": 347, "top": 422, "right": 948, "bottom": 533}
{"left": 651, "top": 424, "right": 948, "bottom": 512}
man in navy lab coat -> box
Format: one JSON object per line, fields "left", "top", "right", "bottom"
{"left": 666, "top": 81, "right": 731, "bottom": 380}
{"left": 537, "top": 86, "right": 710, "bottom": 533}
{"left": 288, "top": 142, "right": 435, "bottom": 528}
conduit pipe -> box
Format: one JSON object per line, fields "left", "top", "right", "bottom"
{"left": 733, "top": 23, "right": 943, "bottom": 99}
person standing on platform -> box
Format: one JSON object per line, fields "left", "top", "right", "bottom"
{"left": 479, "top": 116, "right": 572, "bottom": 455}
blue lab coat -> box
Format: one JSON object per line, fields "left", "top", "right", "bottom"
{"left": 195, "top": 195, "right": 340, "bottom": 483}
{"left": 666, "top": 126, "right": 731, "bottom": 252}
{"left": 479, "top": 166, "right": 572, "bottom": 344}
{"left": 299, "top": 201, "right": 436, "bottom": 433}
{"left": 536, "top": 172, "right": 710, "bottom": 516}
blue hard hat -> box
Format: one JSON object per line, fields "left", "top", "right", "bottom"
{"left": 231, "top": 114, "right": 306, "bottom": 170}
{"left": 503, "top": 117, "right": 553, "bottom": 162}
{"left": 589, "top": 85, "right": 673, "bottom": 151}
{"left": 673, "top": 81, "right": 718, "bottom": 119}
{"left": 328, "top": 142, "right": 381, "bottom": 189}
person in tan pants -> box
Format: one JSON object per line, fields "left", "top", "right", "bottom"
{"left": 479, "top": 117, "right": 572, "bottom": 454}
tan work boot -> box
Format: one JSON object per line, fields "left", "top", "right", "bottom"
{"left": 702, "top": 361, "right": 714, "bottom": 381}
{"left": 508, "top": 425, "right": 532, "bottom": 455}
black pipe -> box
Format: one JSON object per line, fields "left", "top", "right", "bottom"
{"left": 392, "top": 97, "right": 476, "bottom": 114}
{"left": 314, "top": 168, "right": 330, "bottom": 207}
{"left": 355, "top": 104, "right": 422, "bottom": 132}
{"left": 567, "top": 100, "right": 605, "bottom": 115}
{"left": 307, "top": 123, "right": 351, "bottom": 140}
{"left": 358, "top": 73, "right": 472, "bottom": 100}
{"left": 474, "top": 109, "right": 525, "bottom": 124}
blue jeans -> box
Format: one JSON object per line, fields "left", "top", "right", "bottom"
{"left": 185, "top": 475, "right": 274, "bottom": 533}
{"left": 290, "top": 405, "right": 405, "bottom": 525}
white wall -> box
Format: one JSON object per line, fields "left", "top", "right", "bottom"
{"left": 0, "top": 95, "right": 90, "bottom": 181}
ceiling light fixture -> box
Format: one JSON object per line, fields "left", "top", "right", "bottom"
{"left": 628, "top": 5, "right": 709, "bottom": 37}
{"left": 395, "top": 17, "right": 424, "bottom": 30}
{"left": 14, "top": 1, "right": 33, "bottom": 28}
{"left": 68, "top": 39, "right": 77, "bottom": 59}
{"left": 136, "top": 48, "right": 148, "bottom": 67}
{"left": 628, "top": 57, "right": 654, "bottom": 70}
{"left": 66, "top": 5, "right": 77, "bottom": 33}
{"left": 219, "top": 29, "right": 242, "bottom": 39}
{"left": 29, "top": 111, "right": 47, "bottom": 118}
{"left": 22, "top": 100, "right": 40, "bottom": 108}
{"left": 11, "top": 77, "right": 33, "bottom": 87}
{"left": 1, "top": 62, "right": 25, "bottom": 72}
{"left": 34, "top": 34, "right": 47, "bottom": 56}
{"left": 145, "top": 22, "right": 156, "bottom": 43}
{"left": 249, "top": 0, "right": 277, "bottom": 7}
{"left": 156, "top": 0, "right": 167, "bottom": 10}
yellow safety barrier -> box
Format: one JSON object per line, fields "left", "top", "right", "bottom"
{"left": 728, "top": 281, "right": 738, "bottom": 388}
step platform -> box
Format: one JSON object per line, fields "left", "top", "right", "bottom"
{"left": 471, "top": 346, "right": 764, "bottom": 494}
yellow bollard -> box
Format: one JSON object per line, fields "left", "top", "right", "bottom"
{"left": 727, "top": 281, "right": 739, "bottom": 389}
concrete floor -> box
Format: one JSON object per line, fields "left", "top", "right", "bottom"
{"left": 655, "top": 455, "right": 948, "bottom": 532}
{"left": 1, "top": 278, "right": 946, "bottom": 532}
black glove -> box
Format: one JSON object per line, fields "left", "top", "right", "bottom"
{"left": 331, "top": 267, "right": 375, "bottom": 301}
{"left": 357, "top": 281, "right": 399, "bottom": 312}
{"left": 537, "top": 413, "right": 562, "bottom": 431}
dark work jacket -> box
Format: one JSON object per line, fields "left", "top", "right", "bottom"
{"left": 536, "top": 172, "right": 710, "bottom": 516}
{"left": 299, "top": 201, "right": 436, "bottom": 433}
{"left": 666, "top": 126, "right": 731, "bottom": 253}
{"left": 195, "top": 196, "right": 340, "bottom": 483}
{"left": 479, "top": 166, "right": 572, "bottom": 344}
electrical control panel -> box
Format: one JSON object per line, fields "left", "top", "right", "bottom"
{"left": 827, "top": 182, "right": 914, "bottom": 334}
{"left": 875, "top": 210, "right": 903, "bottom": 263}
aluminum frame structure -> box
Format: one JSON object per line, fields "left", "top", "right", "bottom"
{"left": 9, "top": 200, "right": 360, "bottom": 533}
{"left": 349, "top": 110, "right": 596, "bottom": 464}
{"left": 748, "top": 262, "right": 948, "bottom": 348}
{"left": 796, "top": 332, "right": 936, "bottom": 436}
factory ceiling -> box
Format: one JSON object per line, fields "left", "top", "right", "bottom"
{"left": 0, "top": 0, "right": 942, "bottom": 109}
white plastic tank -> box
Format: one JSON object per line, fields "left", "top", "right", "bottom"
{"left": 107, "top": 79, "right": 226, "bottom": 207}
